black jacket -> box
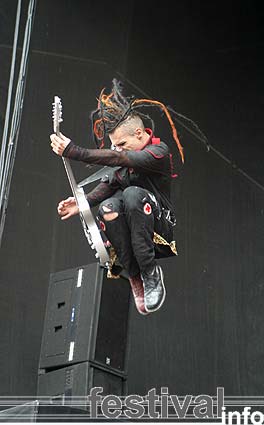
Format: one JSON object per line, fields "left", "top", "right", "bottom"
{"left": 62, "top": 132, "right": 176, "bottom": 214}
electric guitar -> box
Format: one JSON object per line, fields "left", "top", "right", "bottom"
{"left": 52, "top": 96, "right": 110, "bottom": 268}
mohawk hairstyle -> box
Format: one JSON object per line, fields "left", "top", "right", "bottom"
{"left": 90, "top": 78, "right": 184, "bottom": 163}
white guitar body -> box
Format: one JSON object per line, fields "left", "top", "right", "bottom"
{"left": 52, "top": 96, "right": 110, "bottom": 268}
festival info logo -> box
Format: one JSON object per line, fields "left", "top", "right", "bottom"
{"left": 83, "top": 387, "right": 264, "bottom": 423}
{"left": 10, "top": 387, "right": 263, "bottom": 422}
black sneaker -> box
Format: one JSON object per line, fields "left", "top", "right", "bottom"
{"left": 141, "top": 265, "right": 166, "bottom": 313}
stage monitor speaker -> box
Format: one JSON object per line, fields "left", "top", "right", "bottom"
{"left": 39, "top": 263, "right": 131, "bottom": 373}
{"left": 37, "top": 361, "right": 126, "bottom": 402}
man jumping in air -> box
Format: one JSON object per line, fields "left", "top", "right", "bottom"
{"left": 50, "top": 79, "right": 183, "bottom": 316}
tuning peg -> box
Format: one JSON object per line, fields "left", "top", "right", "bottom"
{"left": 95, "top": 253, "right": 99, "bottom": 258}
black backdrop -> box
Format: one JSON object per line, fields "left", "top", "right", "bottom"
{"left": 0, "top": 0, "right": 264, "bottom": 397}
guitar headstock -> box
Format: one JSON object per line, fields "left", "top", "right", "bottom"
{"left": 52, "top": 95, "right": 63, "bottom": 135}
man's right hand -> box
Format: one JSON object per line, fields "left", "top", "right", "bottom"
{"left": 57, "top": 197, "right": 79, "bottom": 220}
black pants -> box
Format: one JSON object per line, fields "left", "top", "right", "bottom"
{"left": 98, "top": 186, "right": 174, "bottom": 278}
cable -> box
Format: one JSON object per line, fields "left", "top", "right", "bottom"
{"left": 0, "top": 0, "right": 37, "bottom": 247}
{"left": 0, "top": 0, "right": 22, "bottom": 205}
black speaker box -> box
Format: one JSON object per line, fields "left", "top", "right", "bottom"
{"left": 39, "top": 263, "right": 131, "bottom": 373}
{"left": 37, "top": 361, "right": 127, "bottom": 402}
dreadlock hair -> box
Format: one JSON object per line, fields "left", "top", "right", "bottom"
{"left": 90, "top": 78, "right": 184, "bottom": 163}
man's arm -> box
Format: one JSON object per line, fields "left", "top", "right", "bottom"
{"left": 57, "top": 181, "right": 117, "bottom": 220}
{"left": 86, "top": 181, "right": 117, "bottom": 208}
{"left": 50, "top": 133, "right": 169, "bottom": 174}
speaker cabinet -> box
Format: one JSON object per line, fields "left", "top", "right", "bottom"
{"left": 39, "top": 263, "right": 131, "bottom": 373}
{"left": 37, "top": 361, "right": 127, "bottom": 402}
